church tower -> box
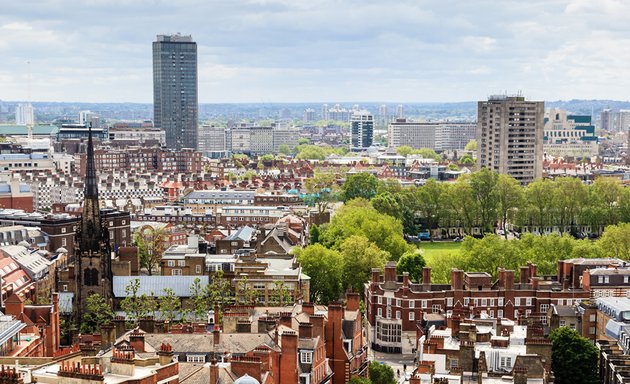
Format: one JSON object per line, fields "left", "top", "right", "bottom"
{"left": 74, "top": 125, "right": 112, "bottom": 321}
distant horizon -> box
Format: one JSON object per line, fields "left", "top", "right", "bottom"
{"left": 3, "top": 98, "right": 630, "bottom": 105}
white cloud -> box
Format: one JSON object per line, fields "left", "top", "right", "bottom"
{"left": 0, "top": 0, "right": 629, "bottom": 102}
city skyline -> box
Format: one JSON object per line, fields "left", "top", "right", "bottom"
{"left": 1, "top": 0, "right": 630, "bottom": 103}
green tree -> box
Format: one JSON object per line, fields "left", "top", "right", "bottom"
{"left": 416, "top": 179, "right": 444, "bottom": 234}
{"left": 495, "top": 174, "right": 523, "bottom": 238}
{"left": 298, "top": 138, "right": 310, "bottom": 145}
{"left": 552, "top": 177, "right": 588, "bottom": 233}
{"left": 412, "top": 148, "right": 440, "bottom": 161}
{"left": 134, "top": 226, "right": 167, "bottom": 275}
{"left": 189, "top": 277, "right": 208, "bottom": 322}
{"left": 341, "top": 236, "right": 389, "bottom": 293}
{"left": 342, "top": 173, "right": 379, "bottom": 201}
{"left": 304, "top": 172, "right": 339, "bottom": 214}
{"left": 236, "top": 276, "right": 258, "bottom": 305}
{"left": 296, "top": 145, "right": 329, "bottom": 160}
{"left": 464, "top": 139, "right": 477, "bottom": 151}
{"left": 348, "top": 377, "right": 371, "bottom": 384}
{"left": 206, "top": 269, "right": 233, "bottom": 311}
{"left": 120, "top": 279, "right": 156, "bottom": 326}
{"left": 320, "top": 199, "right": 410, "bottom": 260}
{"left": 521, "top": 178, "right": 555, "bottom": 230}
{"left": 270, "top": 280, "right": 292, "bottom": 306}
{"left": 295, "top": 244, "right": 343, "bottom": 304}
{"left": 278, "top": 144, "right": 291, "bottom": 156}
{"left": 368, "top": 362, "right": 396, "bottom": 384}
{"left": 460, "top": 154, "right": 475, "bottom": 165}
{"left": 372, "top": 192, "right": 402, "bottom": 220}
{"left": 598, "top": 223, "right": 630, "bottom": 260}
{"left": 396, "top": 251, "right": 426, "bottom": 282}
{"left": 80, "top": 293, "right": 114, "bottom": 334}
{"left": 395, "top": 145, "right": 414, "bottom": 157}
{"left": 458, "top": 235, "right": 523, "bottom": 279}
{"left": 309, "top": 224, "right": 321, "bottom": 245}
{"left": 159, "top": 288, "right": 181, "bottom": 323}
{"left": 469, "top": 168, "right": 499, "bottom": 233}
{"left": 260, "top": 153, "right": 274, "bottom": 162}
{"left": 549, "top": 327, "right": 598, "bottom": 384}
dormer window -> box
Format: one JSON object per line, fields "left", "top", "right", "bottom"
{"left": 300, "top": 351, "right": 312, "bottom": 364}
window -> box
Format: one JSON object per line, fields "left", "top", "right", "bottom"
{"left": 187, "top": 355, "right": 205, "bottom": 363}
{"left": 473, "top": 299, "right": 478, "bottom": 307}
{"left": 178, "top": 260, "right": 186, "bottom": 267}
{"left": 376, "top": 321, "right": 402, "bottom": 343}
{"left": 559, "top": 320, "right": 566, "bottom": 327}
{"left": 498, "top": 310, "right": 503, "bottom": 318}
{"left": 122, "top": 220, "right": 126, "bottom": 225}
{"left": 167, "top": 260, "right": 175, "bottom": 267}
{"left": 172, "top": 269, "right": 182, "bottom": 276}
{"left": 499, "top": 356, "right": 512, "bottom": 369}
{"left": 377, "top": 296, "right": 382, "bottom": 304}
{"left": 625, "top": 276, "right": 629, "bottom": 284}
{"left": 515, "top": 297, "right": 521, "bottom": 306}
{"left": 589, "top": 327, "right": 596, "bottom": 335}
{"left": 409, "top": 312, "right": 415, "bottom": 321}
{"left": 409, "top": 300, "right": 414, "bottom": 309}
{"left": 422, "top": 300, "right": 428, "bottom": 309}
{"left": 62, "top": 238, "right": 67, "bottom": 247}
{"left": 540, "top": 304, "right": 549, "bottom": 313}
{"left": 605, "top": 276, "right": 610, "bottom": 284}
{"left": 514, "top": 310, "right": 519, "bottom": 318}
{"left": 63, "top": 285, "right": 68, "bottom": 292}
{"left": 498, "top": 298, "right": 504, "bottom": 307}
{"left": 489, "top": 298, "right": 495, "bottom": 306}
{"left": 489, "top": 310, "right": 494, "bottom": 318}
{"left": 396, "top": 299, "right": 401, "bottom": 307}
{"left": 464, "top": 298, "right": 470, "bottom": 306}
{"left": 447, "top": 298, "right": 453, "bottom": 307}
{"left": 196, "top": 265, "right": 202, "bottom": 274}
{"left": 396, "top": 311, "right": 401, "bottom": 320}
{"left": 481, "top": 298, "right": 487, "bottom": 306}
{"left": 377, "top": 308, "right": 382, "bottom": 317}
{"left": 589, "top": 314, "right": 596, "bottom": 322}
{"left": 300, "top": 351, "right": 313, "bottom": 364}
{"left": 526, "top": 298, "right": 532, "bottom": 306}
{"left": 450, "top": 359, "right": 459, "bottom": 369}
{"left": 61, "top": 227, "right": 66, "bottom": 233}
{"left": 432, "top": 304, "right": 440, "bottom": 313}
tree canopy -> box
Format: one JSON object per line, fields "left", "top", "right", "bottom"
{"left": 342, "top": 173, "right": 379, "bottom": 201}
{"left": 550, "top": 327, "right": 598, "bottom": 384}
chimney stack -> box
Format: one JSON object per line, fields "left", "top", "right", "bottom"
{"left": 422, "top": 267, "right": 432, "bottom": 285}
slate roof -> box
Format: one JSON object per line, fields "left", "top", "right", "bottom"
{"left": 113, "top": 276, "right": 209, "bottom": 298}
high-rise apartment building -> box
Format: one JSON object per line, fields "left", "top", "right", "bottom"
{"left": 303, "top": 108, "right": 316, "bottom": 122}
{"left": 477, "top": 95, "right": 544, "bottom": 184}
{"left": 351, "top": 110, "right": 374, "bottom": 151}
{"left": 388, "top": 119, "right": 476, "bottom": 151}
{"left": 600, "top": 108, "right": 614, "bottom": 131}
{"left": 616, "top": 110, "right": 630, "bottom": 132}
{"left": 197, "top": 125, "right": 227, "bottom": 154}
{"left": 396, "top": 104, "right": 404, "bottom": 119}
{"left": 15, "top": 103, "right": 34, "bottom": 125}
{"left": 152, "top": 34, "right": 198, "bottom": 150}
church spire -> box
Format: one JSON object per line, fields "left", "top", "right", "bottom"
{"left": 79, "top": 124, "right": 104, "bottom": 252}
{"left": 84, "top": 124, "right": 98, "bottom": 198}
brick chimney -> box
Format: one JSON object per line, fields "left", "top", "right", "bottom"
{"left": 231, "top": 357, "right": 262, "bottom": 383}
{"left": 371, "top": 268, "right": 381, "bottom": 283}
{"left": 451, "top": 269, "right": 464, "bottom": 290}
{"left": 384, "top": 262, "right": 397, "bottom": 283}
{"left": 528, "top": 262, "right": 537, "bottom": 279}
{"left": 129, "top": 329, "right": 145, "bottom": 353}
{"left": 299, "top": 322, "right": 313, "bottom": 339}
{"left": 422, "top": 267, "right": 432, "bottom": 285}
{"left": 302, "top": 302, "right": 314, "bottom": 315}
{"left": 346, "top": 291, "right": 360, "bottom": 312}
{"left": 309, "top": 314, "right": 325, "bottom": 340}
{"left": 520, "top": 266, "right": 530, "bottom": 284}
{"left": 209, "top": 358, "right": 219, "bottom": 384}
{"left": 403, "top": 272, "right": 410, "bottom": 288}
{"left": 504, "top": 270, "right": 514, "bottom": 290}
{"left": 279, "top": 330, "right": 298, "bottom": 384}
{"left": 279, "top": 312, "right": 293, "bottom": 328}
{"left": 158, "top": 342, "right": 174, "bottom": 366}
{"left": 213, "top": 328, "right": 221, "bottom": 345}
{"left": 513, "top": 367, "right": 528, "bottom": 384}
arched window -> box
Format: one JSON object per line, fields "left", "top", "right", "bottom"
{"left": 84, "top": 268, "right": 99, "bottom": 286}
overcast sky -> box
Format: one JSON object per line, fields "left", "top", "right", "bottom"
{"left": 1, "top": 0, "right": 629, "bottom": 103}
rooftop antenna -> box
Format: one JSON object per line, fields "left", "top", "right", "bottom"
{"left": 26, "top": 60, "right": 33, "bottom": 139}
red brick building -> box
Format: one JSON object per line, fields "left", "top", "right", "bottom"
{"left": 365, "top": 262, "right": 590, "bottom": 353}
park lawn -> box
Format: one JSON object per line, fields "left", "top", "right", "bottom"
{"left": 418, "top": 241, "right": 463, "bottom": 265}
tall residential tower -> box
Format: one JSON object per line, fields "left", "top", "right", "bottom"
{"left": 153, "top": 34, "right": 198, "bottom": 150}
{"left": 351, "top": 110, "right": 374, "bottom": 151}
{"left": 477, "top": 95, "right": 544, "bottom": 184}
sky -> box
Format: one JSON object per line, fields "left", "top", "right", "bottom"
{"left": 1, "top": 0, "right": 630, "bottom": 103}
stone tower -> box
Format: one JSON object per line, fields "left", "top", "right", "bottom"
{"left": 74, "top": 125, "right": 113, "bottom": 322}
